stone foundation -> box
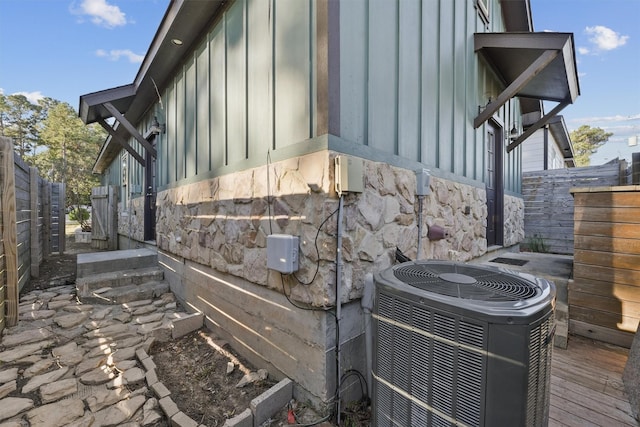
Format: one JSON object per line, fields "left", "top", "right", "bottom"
{"left": 504, "top": 194, "right": 525, "bottom": 247}
{"left": 118, "top": 198, "right": 145, "bottom": 243}
{"left": 154, "top": 152, "right": 506, "bottom": 307}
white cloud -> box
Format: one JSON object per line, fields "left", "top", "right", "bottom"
{"left": 584, "top": 25, "right": 629, "bottom": 52}
{"left": 12, "top": 91, "right": 45, "bottom": 104}
{"left": 72, "top": 0, "right": 127, "bottom": 28}
{"left": 96, "top": 49, "right": 144, "bottom": 63}
{"left": 578, "top": 47, "right": 590, "bottom": 55}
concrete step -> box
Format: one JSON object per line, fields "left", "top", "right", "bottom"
{"left": 77, "top": 249, "right": 158, "bottom": 278}
{"left": 77, "top": 267, "right": 164, "bottom": 298}
{"left": 80, "top": 281, "right": 170, "bottom": 305}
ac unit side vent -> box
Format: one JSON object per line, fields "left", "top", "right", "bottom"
{"left": 526, "top": 316, "right": 554, "bottom": 426}
{"left": 373, "top": 261, "right": 556, "bottom": 426}
{"left": 375, "top": 291, "right": 486, "bottom": 426}
{"left": 393, "top": 263, "right": 540, "bottom": 301}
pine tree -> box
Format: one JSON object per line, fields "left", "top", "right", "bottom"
{"left": 570, "top": 125, "right": 613, "bottom": 166}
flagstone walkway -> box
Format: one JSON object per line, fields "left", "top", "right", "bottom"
{"left": 0, "top": 284, "right": 198, "bottom": 427}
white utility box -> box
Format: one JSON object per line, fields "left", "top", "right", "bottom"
{"left": 266, "top": 234, "right": 299, "bottom": 274}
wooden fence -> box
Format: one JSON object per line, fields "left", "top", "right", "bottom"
{"left": 569, "top": 186, "right": 640, "bottom": 348}
{"left": 521, "top": 161, "right": 627, "bottom": 254}
{"left": 0, "top": 136, "right": 64, "bottom": 331}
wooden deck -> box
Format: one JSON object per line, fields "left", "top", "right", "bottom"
{"left": 550, "top": 335, "right": 638, "bottom": 426}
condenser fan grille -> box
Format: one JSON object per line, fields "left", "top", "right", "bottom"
{"left": 393, "top": 262, "right": 540, "bottom": 301}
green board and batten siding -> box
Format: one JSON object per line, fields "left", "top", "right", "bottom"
{"left": 339, "top": 0, "right": 521, "bottom": 192}
{"left": 152, "top": 0, "right": 313, "bottom": 188}
{"left": 107, "top": 0, "right": 522, "bottom": 195}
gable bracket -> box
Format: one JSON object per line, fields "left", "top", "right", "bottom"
{"left": 507, "top": 100, "right": 570, "bottom": 153}
{"left": 474, "top": 49, "right": 559, "bottom": 129}
{"left": 96, "top": 117, "right": 146, "bottom": 166}
{"left": 102, "top": 102, "right": 158, "bottom": 158}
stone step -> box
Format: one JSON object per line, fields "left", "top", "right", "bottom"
{"left": 77, "top": 267, "right": 164, "bottom": 298}
{"left": 77, "top": 249, "right": 158, "bottom": 278}
{"left": 80, "top": 281, "right": 170, "bottom": 305}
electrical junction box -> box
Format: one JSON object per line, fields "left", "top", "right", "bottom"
{"left": 266, "top": 234, "right": 299, "bottom": 274}
{"left": 335, "top": 155, "right": 363, "bottom": 196}
{"left": 416, "top": 169, "right": 431, "bottom": 196}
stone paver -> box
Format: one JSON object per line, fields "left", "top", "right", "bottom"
{"left": 0, "top": 285, "right": 187, "bottom": 427}
{"left": 0, "top": 279, "right": 285, "bottom": 427}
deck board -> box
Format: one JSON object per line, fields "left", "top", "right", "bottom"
{"left": 550, "top": 335, "right": 639, "bottom": 427}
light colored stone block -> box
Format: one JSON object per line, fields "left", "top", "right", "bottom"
{"left": 158, "top": 396, "right": 179, "bottom": 419}
{"left": 223, "top": 408, "right": 253, "bottom": 427}
{"left": 152, "top": 382, "right": 171, "bottom": 399}
{"left": 171, "top": 411, "right": 199, "bottom": 427}
{"left": 250, "top": 378, "right": 293, "bottom": 427}
{"left": 145, "top": 369, "right": 159, "bottom": 386}
{"left": 171, "top": 312, "right": 204, "bottom": 339}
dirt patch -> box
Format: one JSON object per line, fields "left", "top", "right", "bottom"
{"left": 150, "top": 331, "right": 274, "bottom": 425}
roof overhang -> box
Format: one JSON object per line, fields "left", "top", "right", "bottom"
{"left": 79, "top": 0, "right": 225, "bottom": 173}
{"left": 474, "top": 32, "right": 580, "bottom": 152}
{"left": 547, "top": 115, "right": 575, "bottom": 167}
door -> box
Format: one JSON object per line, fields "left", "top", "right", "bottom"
{"left": 143, "top": 138, "right": 157, "bottom": 242}
{"left": 91, "top": 185, "right": 118, "bottom": 250}
{"left": 486, "top": 121, "right": 503, "bottom": 247}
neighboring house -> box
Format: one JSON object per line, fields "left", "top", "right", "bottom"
{"left": 522, "top": 115, "right": 575, "bottom": 172}
{"left": 79, "top": 0, "right": 579, "bottom": 409}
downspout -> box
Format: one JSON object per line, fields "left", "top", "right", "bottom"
{"left": 543, "top": 126, "right": 549, "bottom": 170}
{"left": 335, "top": 194, "right": 344, "bottom": 425}
{"left": 361, "top": 273, "right": 375, "bottom": 399}
{"left": 416, "top": 195, "right": 424, "bottom": 260}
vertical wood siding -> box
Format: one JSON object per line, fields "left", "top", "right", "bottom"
{"left": 153, "top": 0, "right": 313, "bottom": 187}
{"left": 397, "top": 0, "right": 421, "bottom": 161}
{"left": 340, "top": 0, "right": 522, "bottom": 193}
{"left": 210, "top": 23, "right": 226, "bottom": 171}
{"left": 127, "top": 0, "right": 522, "bottom": 194}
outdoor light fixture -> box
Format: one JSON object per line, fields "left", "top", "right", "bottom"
{"left": 150, "top": 116, "right": 166, "bottom": 135}
{"left": 171, "top": 38, "right": 183, "bottom": 46}
{"left": 509, "top": 124, "right": 520, "bottom": 141}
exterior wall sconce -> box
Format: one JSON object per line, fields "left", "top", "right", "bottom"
{"left": 509, "top": 124, "right": 520, "bottom": 141}
{"left": 150, "top": 116, "right": 166, "bottom": 135}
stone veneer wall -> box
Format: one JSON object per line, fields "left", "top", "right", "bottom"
{"left": 150, "top": 150, "right": 524, "bottom": 402}
{"left": 118, "top": 198, "right": 145, "bottom": 243}
{"left": 504, "top": 194, "right": 525, "bottom": 247}
{"left": 154, "top": 151, "right": 501, "bottom": 307}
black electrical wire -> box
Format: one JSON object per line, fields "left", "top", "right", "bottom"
{"left": 292, "top": 207, "right": 339, "bottom": 286}
{"left": 340, "top": 369, "right": 369, "bottom": 402}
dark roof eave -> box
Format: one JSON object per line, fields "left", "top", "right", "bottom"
{"left": 80, "top": 0, "right": 225, "bottom": 173}
{"left": 548, "top": 115, "right": 575, "bottom": 160}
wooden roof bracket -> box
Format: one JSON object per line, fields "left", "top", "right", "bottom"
{"left": 102, "top": 102, "right": 158, "bottom": 158}
{"left": 474, "top": 49, "right": 559, "bottom": 129}
{"left": 96, "top": 117, "right": 146, "bottom": 166}
{"left": 507, "top": 99, "right": 570, "bottom": 153}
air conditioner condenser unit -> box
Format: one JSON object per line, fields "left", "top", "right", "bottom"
{"left": 372, "top": 261, "right": 556, "bottom": 427}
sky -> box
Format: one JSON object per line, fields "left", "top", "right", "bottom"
{"left": 532, "top": 0, "right": 640, "bottom": 164}
{"left": 0, "top": 0, "right": 639, "bottom": 165}
{"left": 0, "top": 0, "right": 168, "bottom": 107}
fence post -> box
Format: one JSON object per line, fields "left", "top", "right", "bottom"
{"left": 42, "top": 182, "right": 51, "bottom": 259}
{"left": 1, "top": 138, "right": 19, "bottom": 327}
{"left": 30, "top": 167, "right": 40, "bottom": 278}
{"left": 58, "top": 183, "right": 66, "bottom": 254}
